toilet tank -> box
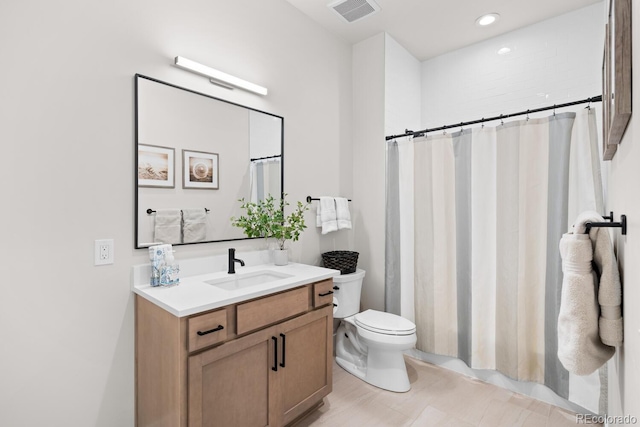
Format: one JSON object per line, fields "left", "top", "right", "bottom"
{"left": 332, "top": 269, "right": 366, "bottom": 319}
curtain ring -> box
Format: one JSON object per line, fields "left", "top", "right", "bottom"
{"left": 587, "top": 97, "right": 592, "bottom": 110}
{"left": 500, "top": 114, "right": 504, "bottom": 126}
{"left": 460, "top": 122, "right": 464, "bottom": 132}
{"left": 481, "top": 117, "right": 485, "bottom": 129}
{"left": 526, "top": 109, "right": 530, "bottom": 121}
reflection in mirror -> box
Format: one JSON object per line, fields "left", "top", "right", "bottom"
{"left": 135, "top": 74, "right": 283, "bottom": 248}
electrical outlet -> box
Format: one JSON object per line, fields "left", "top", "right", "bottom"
{"left": 95, "top": 239, "right": 114, "bottom": 265}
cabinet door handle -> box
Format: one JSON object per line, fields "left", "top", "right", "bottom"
{"left": 318, "top": 291, "right": 334, "bottom": 297}
{"left": 279, "top": 333, "right": 286, "bottom": 368}
{"left": 272, "top": 336, "right": 278, "bottom": 372}
{"left": 196, "top": 325, "right": 224, "bottom": 336}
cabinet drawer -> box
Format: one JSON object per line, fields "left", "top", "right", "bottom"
{"left": 188, "top": 308, "right": 228, "bottom": 353}
{"left": 313, "top": 279, "right": 334, "bottom": 308}
{"left": 237, "top": 286, "right": 309, "bottom": 335}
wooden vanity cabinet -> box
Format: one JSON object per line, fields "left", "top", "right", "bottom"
{"left": 136, "top": 279, "right": 334, "bottom": 427}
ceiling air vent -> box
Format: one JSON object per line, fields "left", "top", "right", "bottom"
{"left": 328, "top": 0, "right": 380, "bottom": 23}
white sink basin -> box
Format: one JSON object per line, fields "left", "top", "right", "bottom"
{"left": 204, "top": 270, "right": 294, "bottom": 291}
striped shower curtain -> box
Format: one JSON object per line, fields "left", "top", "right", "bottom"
{"left": 250, "top": 158, "right": 281, "bottom": 203}
{"left": 385, "top": 109, "right": 605, "bottom": 412}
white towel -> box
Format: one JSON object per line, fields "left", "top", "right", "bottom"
{"left": 316, "top": 197, "right": 338, "bottom": 234}
{"left": 154, "top": 209, "right": 182, "bottom": 244}
{"left": 557, "top": 211, "right": 623, "bottom": 375}
{"left": 335, "top": 197, "right": 352, "bottom": 230}
{"left": 182, "top": 208, "right": 207, "bottom": 243}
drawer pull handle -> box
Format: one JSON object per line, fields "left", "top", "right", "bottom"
{"left": 333, "top": 286, "right": 340, "bottom": 290}
{"left": 272, "top": 336, "right": 278, "bottom": 372}
{"left": 280, "top": 333, "right": 286, "bottom": 368}
{"left": 318, "top": 291, "right": 334, "bottom": 297}
{"left": 197, "top": 325, "right": 224, "bottom": 336}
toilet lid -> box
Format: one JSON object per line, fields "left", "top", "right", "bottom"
{"left": 354, "top": 309, "right": 416, "bottom": 336}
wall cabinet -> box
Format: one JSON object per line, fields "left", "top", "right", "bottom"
{"left": 136, "top": 279, "right": 334, "bottom": 427}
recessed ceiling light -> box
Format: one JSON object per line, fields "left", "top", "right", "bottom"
{"left": 497, "top": 47, "right": 511, "bottom": 55}
{"left": 476, "top": 13, "right": 500, "bottom": 27}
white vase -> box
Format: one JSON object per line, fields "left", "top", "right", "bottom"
{"left": 273, "top": 249, "right": 289, "bottom": 266}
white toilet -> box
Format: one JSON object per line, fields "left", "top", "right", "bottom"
{"left": 333, "top": 269, "right": 417, "bottom": 392}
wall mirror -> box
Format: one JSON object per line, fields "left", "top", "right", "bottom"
{"left": 135, "top": 74, "right": 283, "bottom": 248}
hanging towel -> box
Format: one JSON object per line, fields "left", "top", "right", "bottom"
{"left": 316, "top": 196, "right": 338, "bottom": 234}
{"left": 557, "top": 211, "right": 623, "bottom": 375}
{"left": 182, "top": 208, "right": 207, "bottom": 243}
{"left": 335, "top": 197, "right": 352, "bottom": 230}
{"left": 154, "top": 209, "right": 182, "bottom": 244}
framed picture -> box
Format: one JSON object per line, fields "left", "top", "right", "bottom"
{"left": 602, "top": 0, "right": 632, "bottom": 160}
{"left": 182, "top": 149, "right": 219, "bottom": 189}
{"left": 138, "top": 144, "right": 175, "bottom": 188}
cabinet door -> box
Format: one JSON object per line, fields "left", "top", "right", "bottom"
{"left": 277, "top": 306, "right": 333, "bottom": 426}
{"left": 188, "top": 325, "right": 278, "bottom": 427}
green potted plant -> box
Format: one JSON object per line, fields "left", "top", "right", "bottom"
{"left": 231, "top": 194, "right": 309, "bottom": 265}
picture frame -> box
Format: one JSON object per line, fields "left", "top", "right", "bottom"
{"left": 138, "top": 144, "right": 175, "bottom": 188}
{"left": 602, "top": 0, "right": 632, "bottom": 160}
{"left": 182, "top": 149, "right": 219, "bottom": 189}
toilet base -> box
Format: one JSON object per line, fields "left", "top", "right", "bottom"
{"left": 335, "top": 323, "right": 413, "bottom": 393}
{"left": 336, "top": 351, "right": 411, "bottom": 393}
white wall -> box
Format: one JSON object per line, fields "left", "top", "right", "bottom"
{"left": 0, "top": 1, "right": 352, "bottom": 426}
{"left": 605, "top": 1, "right": 640, "bottom": 421}
{"left": 422, "top": 3, "right": 604, "bottom": 128}
{"left": 385, "top": 35, "right": 422, "bottom": 137}
{"left": 352, "top": 34, "right": 386, "bottom": 311}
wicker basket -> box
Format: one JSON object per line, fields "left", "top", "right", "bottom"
{"left": 321, "top": 251, "right": 359, "bottom": 274}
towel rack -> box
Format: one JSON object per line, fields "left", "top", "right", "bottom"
{"left": 585, "top": 211, "right": 627, "bottom": 235}
{"left": 147, "top": 208, "right": 210, "bottom": 215}
{"left": 306, "top": 196, "right": 352, "bottom": 203}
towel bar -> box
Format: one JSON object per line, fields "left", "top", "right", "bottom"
{"left": 585, "top": 212, "right": 627, "bottom": 235}
{"left": 306, "top": 196, "right": 352, "bottom": 203}
{"left": 147, "top": 208, "right": 210, "bottom": 215}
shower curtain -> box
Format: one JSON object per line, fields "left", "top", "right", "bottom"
{"left": 250, "top": 158, "right": 281, "bottom": 203}
{"left": 385, "top": 109, "right": 605, "bottom": 412}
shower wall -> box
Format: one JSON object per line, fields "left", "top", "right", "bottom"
{"left": 421, "top": 2, "right": 604, "bottom": 129}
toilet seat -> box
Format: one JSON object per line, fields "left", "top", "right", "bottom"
{"left": 354, "top": 309, "right": 416, "bottom": 336}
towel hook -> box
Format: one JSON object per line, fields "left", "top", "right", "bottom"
{"left": 585, "top": 213, "right": 628, "bottom": 235}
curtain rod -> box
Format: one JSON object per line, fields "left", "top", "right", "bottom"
{"left": 250, "top": 154, "right": 282, "bottom": 161}
{"left": 385, "top": 95, "right": 602, "bottom": 141}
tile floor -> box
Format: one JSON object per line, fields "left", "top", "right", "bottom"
{"left": 295, "top": 356, "right": 601, "bottom": 427}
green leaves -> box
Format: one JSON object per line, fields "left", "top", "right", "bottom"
{"left": 230, "top": 194, "right": 309, "bottom": 250}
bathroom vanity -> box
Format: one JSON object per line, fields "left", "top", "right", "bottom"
{"left": 133, "top": 256, "right": 339, "bottom": 427}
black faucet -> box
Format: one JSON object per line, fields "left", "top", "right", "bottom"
{"left": 228, "top": 248, "right": 245, "bottom": 274}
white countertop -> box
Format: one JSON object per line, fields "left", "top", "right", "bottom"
{"left": 132, "top": 252, "right": 340, "bottom": 317}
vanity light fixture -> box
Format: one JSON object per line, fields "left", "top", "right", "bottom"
{"left": 476, "top": 13, "right": 500, "bottom": 27}
{"left": 174, "top": 56, "right": 268, "bottom": 96}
